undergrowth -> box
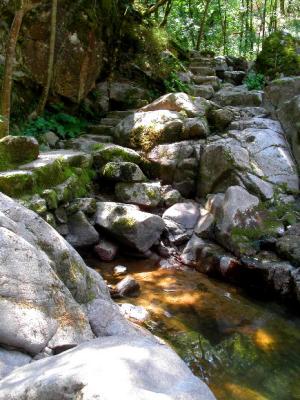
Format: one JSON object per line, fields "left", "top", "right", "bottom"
{"left": 16, "top": 110, "right": 87, "bottom": 140}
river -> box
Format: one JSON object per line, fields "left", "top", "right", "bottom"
{"left": 85, "top": 255, "right": 300, "bottom": 400}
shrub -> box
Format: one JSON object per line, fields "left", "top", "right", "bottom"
{"left": 164, "top": 71, "right": 191, "bottom": 93}
{"left": 245, "top": 71, "right": 265, "bottom": 90}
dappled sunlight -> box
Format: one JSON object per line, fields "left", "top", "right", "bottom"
{"left": 223, "top": 383, "right": 269, "bottom": 400}
{"left": 84, "top": 254, "right": 300, "bottom": 400}
{"left": 253, "top": 329, "right": 276, "bottom": 351}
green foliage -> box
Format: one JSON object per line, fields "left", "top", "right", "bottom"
{"left": 245, "top": 71, "right": 265, "bottom": 90}
{"left": 256, "top": 31, "right": 300, "bottom": 80}
{"left": 19, "top": 112, "right": 87, "bottom": 140}
{"left": 163, "top": 71, "right": 191, "bottom": 93}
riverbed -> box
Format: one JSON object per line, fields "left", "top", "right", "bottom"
{"left": 85, "top": 255, "right": 300, "bottom": 400}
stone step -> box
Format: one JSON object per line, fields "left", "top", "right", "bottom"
{"left": 106, "top": 110, "right": 135, "bottom": 119}
{"left": 190, "top": 59, "right": 215, "bottom": 68}
{"left": 88, "top": 125, "right": 114, "bottom": 136}
{"left": 213, "top": 88, "right": 263, "bottom": 107}
{"left": 191, "top": 84, "right": 214, "bottom": 99}
{"left": 192, "top": 75, "right": 220, "bottom": 89}
{"left": 191, "top": 66, "right": 216, "bottom": 75}
{"left": 100, "top": 118, "right": 121, "bottom": 127}
{"left": 63, "top": 135, "right": 114, "bottom": 153}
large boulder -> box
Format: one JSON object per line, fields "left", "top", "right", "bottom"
{"left": 0, "top": 193, "right": 111, "bottom": 356}
{"left": 139, "top": 92, "right": 210, "bottom": 117}
{"left": 265, "top": 78, "right": 300, "bottom": 168}
{"left": 213, "top": 85, "right": 263, "bottom": 107}
{"left": 100, "top": 162, "right": 146, "bottom": 182}
{"left": 0, "top": 136, "right": 39, "bottom": 171}
{"left": 66, "top": 211, "right": 99, "bottom": 248}
{"left": 114, "top": 110, "right": 184, "bottom": 150}
{"left": 163, "top": 202, "right": 200, "bottom": 245}
{"left": 95, "top": 202, "right": 165, "bottom": 253}
{"left": 0, "top": 336, "right": 216, "bottom": 400}
{"left": 115, "top": 182, "right": 161, "bottom": 208}
{"left": 276, "top": 224, "right": 300, "bottom": 268}
{"left": 256, "top": 31, "right": 300, "bottom": 80}
{"left": 277, "top": 95, "right": 300, "bottom": 167}
{"left": 147, "top": 140, "right": 202, "bottom": 197}
{"left": 264, "top": 77, "right": 300, "bottom": 110}
{"left": 198, "top": 120, "right": 299, "bottom": 198}
{"left": 93, "top": 144, "right": 142, "bottom": 169}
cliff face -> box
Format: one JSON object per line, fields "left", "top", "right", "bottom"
{"left": 0, "top": 0, "right": 124, "bottom": 102}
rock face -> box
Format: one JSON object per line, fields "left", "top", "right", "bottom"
{"left": 95, "top": 202, "right": 165, "bottom": 253}
{"left": 198, "top": 118, "right": 298, "bottom": 197}
{"left": 11, "top": 1, "right": 123, "bottom": 102}
{"left": 0, "top": 336, "right": 215, "bottom": 400}
{"left": 0, "top": 193, "right": 109, "bottom": 358}
{"left": 265, "top": 77, "right": 300, "bottom": 168}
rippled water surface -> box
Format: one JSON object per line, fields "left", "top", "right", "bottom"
{"left": 85, "top": 255, "right": 300, "bottom": 400}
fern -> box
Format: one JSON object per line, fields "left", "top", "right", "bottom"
{"left": 19, "top": 112, "right": 87, "bottom": 140}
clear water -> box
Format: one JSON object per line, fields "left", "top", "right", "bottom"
{"left": 85, "top": 255, "right": 300, "bottom": 400}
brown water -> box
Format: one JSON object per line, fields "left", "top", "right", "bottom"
{"left": 85, "top": 255, "right": 300, "bottom": 400}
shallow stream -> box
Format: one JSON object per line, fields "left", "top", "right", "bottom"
{"left": 85, "top": 255, "right": 300, "bottom": 400}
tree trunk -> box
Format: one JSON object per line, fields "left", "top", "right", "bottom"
{"left": 0, "top": 5, "right": 25, "bottom": 137}
{"left": 160, "top": 0, "right": 172, "bottom": 27}
{"left": 36, "top": 0, "right": 58, "bottom": 115}
{"left": 196, "top": 0, "right": 211, "bottom": 51}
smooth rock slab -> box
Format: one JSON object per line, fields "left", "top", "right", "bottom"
{"left": 95, "top": 202, "right": 165, "bottom": 253}
{"left": 0, "top": 348, "right": 32, "bottom": 380}
{"left": 0, "top": 336, "right": 216, "bottom": 400}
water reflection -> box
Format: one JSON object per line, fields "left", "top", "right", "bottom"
{"left": 84, "top": 255, "right": 300, "bottom": 400}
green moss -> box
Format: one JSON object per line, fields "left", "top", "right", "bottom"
{"left": 93, "top": 145, "right": 142, "bottom": 167}
{"left": 256, "top": 31, "right": 300, "bottom": 80}
{"left": 130, "top": 123, "right": 163, "bottom": 152}
{"left": 112, "top": 216, "right": 136, "bottom": 232}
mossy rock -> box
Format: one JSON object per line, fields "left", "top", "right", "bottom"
{"left": 0, "top": 136, "right": 39, "bottom": 171}
{"left": 256, "top": 31, "right": 300, "bottom": 80}
{"left": 92, "top": 144, "right": 142, "bottom": 168}
{"left": 100, "top": 162, "right": 146, "bottom": 183}
{"left": 0, "top": 170, "right": 36, "bottom": 197}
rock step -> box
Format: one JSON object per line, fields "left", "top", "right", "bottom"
{"left": 193, "top": 75, "right": 220, "bottom": 89}
{"left": 0, "top": 150, "right": 92, "bottom": 198}
{"left": 63, "top": 135, "right": 114, "bottom": 153}
{"left": 191, "top": 84, "right": 214, "bottom": 99}
{"left": 190, "top": 59, "right": 215, "bottom": 68}
{"left": 213, "top": 88, "right": 263, "bottom": 107}
{"left": 88, "top": 125, "right": 114, "bottom": 136}
{"left": 191, "top": 66, "right": 216, "bottom": 75}
{"left": 106, "top": 110, "right": 135, "bottom": 119}
{"left": 228, "top": 106, "right": 267, "bottom": 119}
{"left": 100, "top": 118, "right": 122, "bottom": 127}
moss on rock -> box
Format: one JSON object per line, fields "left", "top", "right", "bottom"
{"left": 256, "top": 31, "right": 300, "bottom": 80}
